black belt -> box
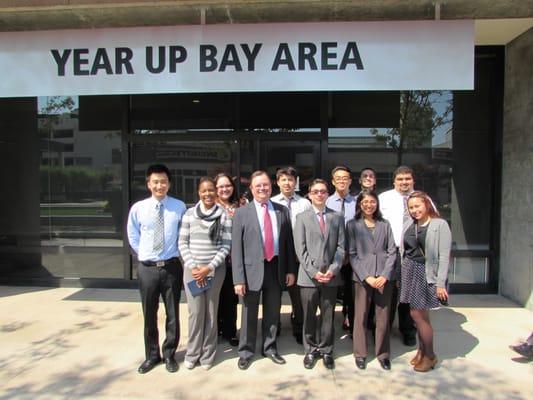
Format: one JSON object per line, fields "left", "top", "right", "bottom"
{"left": 141, "top": 257, "right": 179, "bottom": 267}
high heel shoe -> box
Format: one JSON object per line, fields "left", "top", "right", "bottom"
{"left": 410, "top": 349, "right": 423, "bottom": 366}
{"left": 414, "top": 355, "right": 438, "bottom": 372}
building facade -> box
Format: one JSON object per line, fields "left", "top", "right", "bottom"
{"left": 0, "top": 1, "right": 532, "bottom": 310}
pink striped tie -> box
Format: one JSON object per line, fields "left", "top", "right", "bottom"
{"left": 262, "top": 203, "right": 275, "bottom": 261}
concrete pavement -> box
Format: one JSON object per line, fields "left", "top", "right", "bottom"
{"left": 0, "top": 286, "right": 532, "bottom": 400}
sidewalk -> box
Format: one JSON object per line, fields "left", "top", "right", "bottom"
{"left": 1, "top": 286, "right": 532, "bottom": 400}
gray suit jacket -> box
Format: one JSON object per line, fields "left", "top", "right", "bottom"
{"left": 293, "top": 207, "right": 345, "bottom": 287}
{"left": 231, "top": 201, "right": 296, "bottom": 291}
{"left": 346, "top": 218, "right": 396, "bottom": 283}
{"left": 401, "top": 218, "right": 451, "bottom": 288}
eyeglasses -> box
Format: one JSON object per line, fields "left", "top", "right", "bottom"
{"left": 310, "top": 189, "right": 328, "bottom": 195}
{"left": 334, "top": 176, "right": 351, "bottom": 182}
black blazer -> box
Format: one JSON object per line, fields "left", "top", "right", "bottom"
{"left": 231, "top": 201, "right": 296, "bottom": 291}
{"left": 346, "top": 218, "right": 396, "bottom": 283}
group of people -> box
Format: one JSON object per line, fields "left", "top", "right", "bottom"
{"left": 126, "top": 163, "right": 451, "bottom": 374}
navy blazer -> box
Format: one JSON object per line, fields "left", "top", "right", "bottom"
{"left": 231, "top": 201, "right": 296, "bottom": 291}
{"left": 346, "top": 218, "right": 396, "bottom": 283}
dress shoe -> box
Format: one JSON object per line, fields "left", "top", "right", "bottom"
{"left": 164, "top": 357, "right": 178, "bottom": 373}
{"left": 509, "top": 342, "right": 533, "bottom": 359}
{"left": 323, "top": 353, "right": 335, "bottom": 369}
{"left": 355, "top": 357, "right": 366, "bottom": 370}
{"left": 262, "top": 351, "right": 286, "bottom": 365}
{"left": 303, "top": 352, "right": 318, "bottom": 369}
{"left": 410, "top": 349, "right": 423, "bottom": 366}
{"left": 378, "top": 358, "right": 391, "bottom": 370}
{"left": 237, "top": 357, "right": 251, "bottom": 370}
{"left": 414, "top": 355, "right": 438, "bottom": 372}
{"left": 228, "top": 337, "right": 239, "bottom": 347}
{"left": 137, "top": 358, "right": 161, "bottom": 374}
{"left": 403, "top": 335, "right": 417, "bottom": 347}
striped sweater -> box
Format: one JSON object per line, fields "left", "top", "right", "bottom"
{"left": 178, "top": 204, "right": 232, "bottom": 275}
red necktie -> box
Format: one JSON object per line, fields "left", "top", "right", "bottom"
{"left": 262, "top": 203, "right": 275, "bottom": 261}
{"left": 319, "top": 212, "right": 326, "bottom": 234}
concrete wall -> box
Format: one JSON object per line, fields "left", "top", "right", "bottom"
{"left": 501, "top": 27, "right": 533, "bottom": 310}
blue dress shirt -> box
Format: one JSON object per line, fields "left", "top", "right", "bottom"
{"left": 127, "top": 195, "right": 187, "bottom": 262}
{"left": 326, "top": 192, "right": 356, "bottom": 227}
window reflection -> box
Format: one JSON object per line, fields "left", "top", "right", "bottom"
{"left": 132, "top": 141, "right": 233, "bottom": 207}
{"left": 39, "top": 96, "right": 124, "bottom": 279}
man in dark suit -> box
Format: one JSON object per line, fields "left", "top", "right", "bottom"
{"left": 294, "top": 179, "right": 345, "bottom": 370}
{"left": 232, "top": 170, "right": 297, "bottom": 370}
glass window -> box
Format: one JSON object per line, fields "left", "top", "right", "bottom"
{"left": 131, "top": 93, "right": 236, "bottom": 132}
{"left": 131, "top": 141, "right": 234, "bottom": 207}
{"left": 327, "top": 90, "right": 453, "bottom": 214}
{"left": 39, "top": 96, "right": 124, "bottom": 279}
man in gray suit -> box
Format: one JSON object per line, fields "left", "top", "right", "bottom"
{"left": 232, "top": 170, "right": 297, "bottom": 370}
{"left": 294, "top": 179, "right": 345, "bottom": 369}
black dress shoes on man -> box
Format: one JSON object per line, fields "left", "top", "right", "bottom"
{"left": 164, "top": 357, "right": 178, "bottom": 373}
{"left": 378, "top": 358, "right": 391, "bottom": 370}
{"left": 262, "top": 351, "right": 286, "bottom": 365}
{"left": 322, "top": 353, "right": 335, "bottom": 369}
{"left": 237, "top": 357, "right": 251, "bottom": 370}
{"left": 355, "top": 357, "right": 366, "bottom": 370}
{"left": 303, "top": 352, "right": 319, "bottom": 369}
{"left": 138, "top": 357, "right": 161, "bottom": 374}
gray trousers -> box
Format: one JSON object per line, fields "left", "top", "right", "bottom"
{"left": 300, "top": 285, "right": 338, "bottom": 355}
{"left": 353, "top": 280, "right": 393, "bottom": 360}
{"left": 183, "top": 265, "right": 226, "bottom": 367}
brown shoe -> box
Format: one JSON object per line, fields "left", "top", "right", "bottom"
{"left": 414, "top": 355, "right": 438, "bottom": 372}
{"left": 410, "top": 349, "right": 423, "bottom": 366}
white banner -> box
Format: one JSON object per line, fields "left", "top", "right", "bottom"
{"left": 0, "top": 20, "right": 474, "bottom": 97}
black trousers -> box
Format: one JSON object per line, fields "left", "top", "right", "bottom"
{"left": 138, "top": 260, "right": 183, "bottom": 361}
{"left": 287, "top": 283, "right": 304, "bottom": 336}
{"left": 217, "top": 263, "right": 239, "bottom": 339}
{"left": 238, "top": 258, "right": 282, "bottom": 359}
{"left": 340, "top": 263, "right": 355, "bottom": 331}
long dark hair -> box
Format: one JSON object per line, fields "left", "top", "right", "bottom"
{"left": 355, "top": 189, "right": 383, "bottom": 220}
{"left": 214, "top": 172, "right": 238, "bottom": 206}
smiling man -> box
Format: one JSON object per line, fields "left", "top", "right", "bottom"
{"left": 127, "top": 164, "right": 186, "bottom": 374}
{"left": 294, "top": 179, "right": 345, "bottom": 370}
{"left": 232, "top": 170, "right": 297, "bottom": 370}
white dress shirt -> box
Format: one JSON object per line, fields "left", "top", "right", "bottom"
{"left": 271, "top": 192, "right": 312, "bottom": 229}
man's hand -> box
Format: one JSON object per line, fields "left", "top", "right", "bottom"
{"left": 286, "top": 273, "right": 296, "bottom": 287}
{"left": 234, "top": 284, "right": 246, "bottom": 297}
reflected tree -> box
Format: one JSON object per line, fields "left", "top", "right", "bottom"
{"left": 371, "top": 91, "right": 452, "bottom": 165}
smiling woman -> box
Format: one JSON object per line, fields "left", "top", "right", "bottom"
{"left": 178, "top": 177, "right": 233, "bottom": 370}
